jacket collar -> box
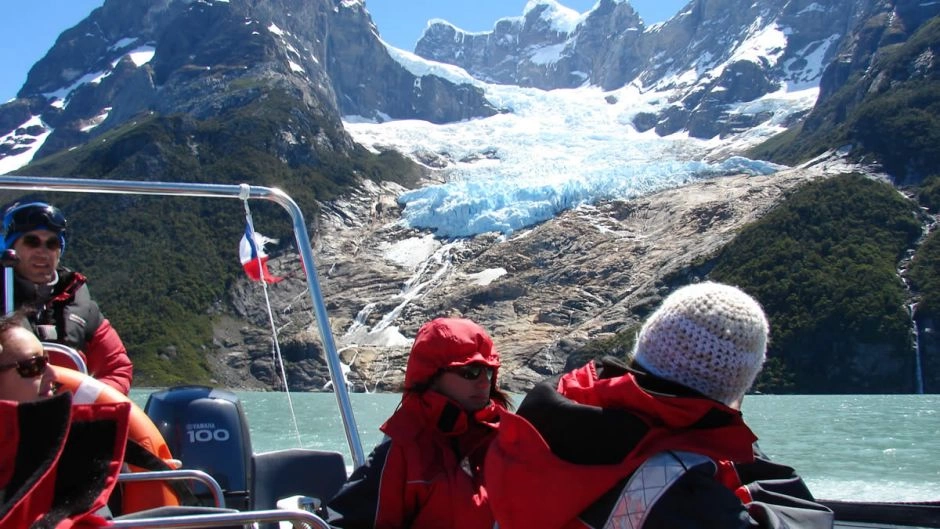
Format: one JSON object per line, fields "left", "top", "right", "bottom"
{"left": 382, "top": 390, "right": 500, "bottom": 440}
{"left": 13, "top": 267, "right": 83, "bottom": 306}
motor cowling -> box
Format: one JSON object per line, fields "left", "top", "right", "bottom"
{"left": 145, "top": 386, "right": 252, "bottom": 510}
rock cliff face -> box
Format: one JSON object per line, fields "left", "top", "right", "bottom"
{"left": 799, "top": 0, "right": 940, "bottom": 183}
{"left": 218, "top": 158, "right": 862, "bottom": 393}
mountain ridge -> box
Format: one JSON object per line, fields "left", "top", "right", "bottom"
{"left": 0, "top": 0, "right": 937, "bottom": 393}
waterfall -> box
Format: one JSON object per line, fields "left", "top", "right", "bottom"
{"left": 909, "top": 303, "right": 925, "bottom": 394}
{"left": 370, "top": 241, "right": 458, "bottom": 333}
{"left": 342, "top": 241, "right": 460, "bottom": 347}
{"left": 344, "top": 302, "right": 377, "bottom": 337}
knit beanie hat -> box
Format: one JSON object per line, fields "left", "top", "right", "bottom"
{"left": 631, "top": 282, "right": 768, "bottom": 406}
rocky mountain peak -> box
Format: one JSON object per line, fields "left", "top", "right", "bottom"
{"left": 0, "top": 0, "right": 496, "bottom": 170}
{"left": 413, "top": 0, "right": 900, "bottom": 139}
{"left": 2, "top": 0, "right": 937, "bottom": 394}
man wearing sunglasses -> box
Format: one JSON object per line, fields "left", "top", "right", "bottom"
{"left": 324, "top": 317, "right": 513, "bottom": 529}
{"left": 1, "top": 201, "right": 133, "bottom": 394}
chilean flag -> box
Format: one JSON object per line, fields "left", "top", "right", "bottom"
{"left": 240, "top": 225, "right": 283, "bottom": 283}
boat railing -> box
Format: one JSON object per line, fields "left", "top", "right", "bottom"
{"left": 42, "top": 341, "right": 88, "bottom": 374}
{"left": 110, "top": 508, "right": 329, "bottom": 528}
{"left": 118, "top": 469, "right": 227, "bottom": 509}
{"left": 0, "top": 175, "right": 366, "bottom": 468}
{"left": 823, "top": 499, "right": 940, "bottom": 529}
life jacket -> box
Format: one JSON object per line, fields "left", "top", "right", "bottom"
{"left": 0, "top": 393, "right": 130, "bottom": 529}
{"left": 15, "top": 268, "right": 102, "bottom": 352}
{"left": 51, "top": 365, "right": 192, "bottom": 515}
{"left": 485, "top": 362, "right": 758, "bottom": 529}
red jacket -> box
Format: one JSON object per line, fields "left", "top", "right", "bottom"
{"left": 0, "top": 393, "right": 130, "bottom": 529}
{"left": 486, "top": 361, "right": 832, "bottom": 529}
{"left": 80, "top": 318, "right": 132, "bottom": 394}
{"left": 325, "top": 390, "right": 502, "bottom": 529}
{"left": 486, "top": 361, "right": 759, "bottom": 529}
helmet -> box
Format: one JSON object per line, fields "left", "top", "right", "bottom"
{"left": 1, "top": 202, "right": 67, "bottom": 253}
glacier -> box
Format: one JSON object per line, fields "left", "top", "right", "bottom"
{"left": 345, "top": 47, "right": 811, "bottom": 238}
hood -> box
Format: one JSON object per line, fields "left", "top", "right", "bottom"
{"left": 404, "top": 318, "right": 500, "bottom": 389}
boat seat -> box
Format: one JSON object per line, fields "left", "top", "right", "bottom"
{"left": 250, "top": 449, "right": 347, "bottom": 527}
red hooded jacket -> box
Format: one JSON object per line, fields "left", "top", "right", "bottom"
{"left": 325, "top": 391, "right": 502, "bottom": 529}
{"left": 324, "top": 317, "right": 505, "bottom": 529}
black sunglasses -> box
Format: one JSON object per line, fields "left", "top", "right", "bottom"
{"left": 446, "top": 364, "right": 495, "bottom": 381}
{"left": 21, "top": 234, "right": 62, "bottom": 251}
{"left": 6, "top": 204, "right": 67, "bottom": 234}
{"left": 0, "top": 355, "right": 49, "bottom": 378}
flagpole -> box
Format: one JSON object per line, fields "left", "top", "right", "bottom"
{"left": 240, "top": 190, "right": 304, "bottom": 448}
{"left": 1, "top": 250, "right": 17, "bottom": 315}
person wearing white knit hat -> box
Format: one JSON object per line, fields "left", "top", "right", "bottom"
{"left": 631, "top": 281, "right": 768, "bottom": 408}
{"left": 487, "top": 282, "right": 832, "bottom": 529}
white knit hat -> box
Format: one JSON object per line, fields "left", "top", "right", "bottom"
{"left": 631, "top": 282, "right": 768, "bottom": 406}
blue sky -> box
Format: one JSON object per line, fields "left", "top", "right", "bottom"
{"left": 0, "top": 0, "right": 686, "bottom": 103}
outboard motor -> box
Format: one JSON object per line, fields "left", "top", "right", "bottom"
{"left": 145, "top": 386, "right": 252, "bottom": 510}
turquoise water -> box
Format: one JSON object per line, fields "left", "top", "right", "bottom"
{"left": 130, "top": 390, "right": 940, "bottom": 503}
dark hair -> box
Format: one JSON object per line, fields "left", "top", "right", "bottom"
{"left": 0, "top": 308, "right": 36, "bottom": 357}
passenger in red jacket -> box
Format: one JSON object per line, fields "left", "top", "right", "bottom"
{"left": 1, "top": 201, "right": 133, "bottom": 394}
{"left": 0, "top": 313, "right": 131, "bottom": 529}
{"left": 486, "top": 282, "right": 834, "bottom": 529}
{"left": 323, "top": 317, "right": 513, "bottom": 529}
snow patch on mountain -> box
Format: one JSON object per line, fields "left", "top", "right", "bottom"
{"left": 43, "top": 44, "right": 155, "bottom": 107}
{"left": 730, "top": 22, "right": 788, "bottom": 67}
{"left": 785, "top": 34, "right": 841, "bottom": 89}
{"left": 0, "top": 115, "right": 50, "bottom": 175}
{"left": 523, "top": 0, "right": 583, "bottom": 34}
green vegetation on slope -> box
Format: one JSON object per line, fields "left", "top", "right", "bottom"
{"left": 709, "top": 174, "right": 922, "bottom": 393}
{"left": 576, "top": 174, "right": 925, "bottom": 393}
{"left": 910, "top": 232, "right": 940, "bottom": 314}
{"left": 750, "top": 18, "right": 940, "bottom": 181}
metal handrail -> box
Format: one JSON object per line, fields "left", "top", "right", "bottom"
{"left": 118, "top": 469, "right": 226, "bottom": 509}
{"left": 0, "top": 175, "right": 365, "bottom": 468}
{"left": 109, "top": 508, "right": 330, "bottom": 528}
{"left": 42, "top": 342, "right": 88, "bottom": 374}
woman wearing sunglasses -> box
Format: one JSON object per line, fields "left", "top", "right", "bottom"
{"left": 0, "top": 312, "right": 135, "bottom": 528}
{"left": 323, "top": 317, "right": 513, "bottom": 529}
{"left": 1, "top": 201, "right": 133, "bottom": 395}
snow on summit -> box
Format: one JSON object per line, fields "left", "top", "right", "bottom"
{"left": 523, "top": 0, "right": 583, "bottom": 33}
